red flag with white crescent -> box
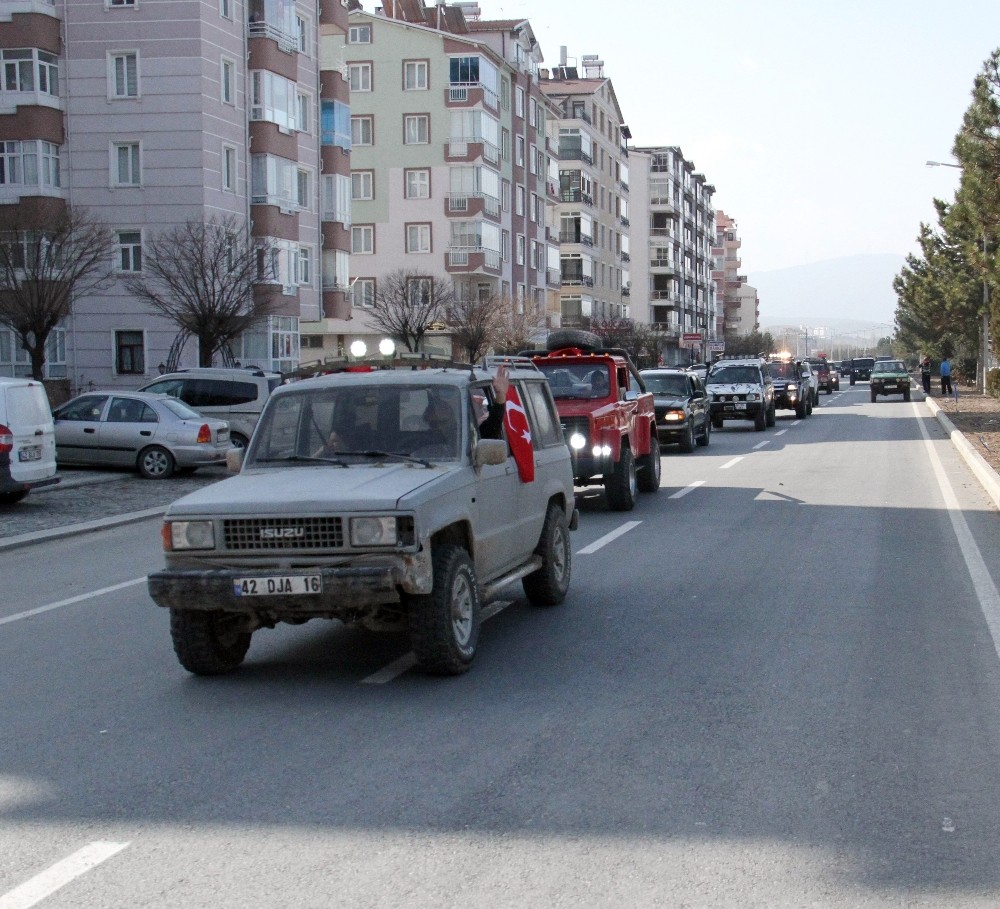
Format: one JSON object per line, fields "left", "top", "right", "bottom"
{"left": 503, "top": 386, "right": 535, "bottom": 482}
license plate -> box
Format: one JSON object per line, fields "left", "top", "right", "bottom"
{"left": 884, "top": 384, "right": 897, "bottom": 389}
{"left": 233, "top": 575, "right": 322, "bottom": 597}
{"left": 18, "top": 446, "right": 41, "bottom": 462}
{"left": 724, "top": 402, "right": 746, "bottom": 411}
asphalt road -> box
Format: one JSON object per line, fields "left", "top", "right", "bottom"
{"left": 4, "top": 386, "right": 1000, "bottom": 907}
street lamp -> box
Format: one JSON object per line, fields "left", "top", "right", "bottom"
{"left": 926, "top": 160, "right": 991, "bottom": 394}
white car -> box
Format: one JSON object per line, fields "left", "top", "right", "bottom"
{"left": 54, "top": 391, "right": 230, "bottom": 479}
{"left": 0, "top": 376, "right": 60, "bottom": 505}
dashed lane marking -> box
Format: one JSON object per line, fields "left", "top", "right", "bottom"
{"left": 669, "top": 481, "right": 706, "bottom": 499}
{"left": 575, "top": 520, "right": 642, "bottom": 555}
{"left": 0, "top": 579, "right": 146, "bottom": 628}
{"left": 0, "top": 842, "right": 129, "bottom": 909}
{"left": 720, "top": 457, "right": 743, "bottom": 469}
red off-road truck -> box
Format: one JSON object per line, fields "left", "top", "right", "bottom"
{"left": 521, "top": 330, "right": 660, "bottom": 511}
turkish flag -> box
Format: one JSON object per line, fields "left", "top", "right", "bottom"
{"left": 503, "top": 386, "right": 535, "bottom": 482}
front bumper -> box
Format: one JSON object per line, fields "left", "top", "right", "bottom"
{"left": 710, "top": 401, "right": 764, "bottom": 420}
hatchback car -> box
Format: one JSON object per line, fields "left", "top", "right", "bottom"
{"left": 54, "top": 391, "right": 230, "bottom": 479}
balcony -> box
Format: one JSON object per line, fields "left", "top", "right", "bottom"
{"left": 567, "top": 108, "right": 591, "bottom": 124}
{"left": 445, "top": 83, "right": 499, "bottom": 111}
{"left": 561, "top": 270, "right": 594, "bottom": 287}
{"left": 650, "top": 258, "right": 675, "bottom": 273}
{"left": 560, "top": 148, "right": 593, "bottom": 166}
{"left": 559, "top": 230, "right": 594, "bottom": 246}
{"left": 560, "top": 189, "right": 594, "bottom": 206}
{"left": 447, "top": 247, "right": 501, "bottom": 274}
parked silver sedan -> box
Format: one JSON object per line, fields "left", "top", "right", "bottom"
{"left": 53, "top": 391, "right": 230, "bottom": 479}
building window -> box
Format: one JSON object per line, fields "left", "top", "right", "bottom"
{"left": 404, "top": 168, "right": 430, "bottom": 199}
{"left": 109, "top": 52, "right": 138, "bottom": 99}
{"left": 351, "top": 170, "right": 373, "bottom": 200}
{"left": 350, "top": 116, "right": 373, "bottom": 146}
{"left": 403, "top": 60, "right": 428, "bottom": 91}
{"left": 297, "top": 14, "right": 309, "bottom": 53}
{"left": 406, "top": 223, "right": 431, "bottom": 254}
{"left": 117, "top": 230, "right": 142, "bottom": 272}
{"left": 348, "top": 62, "right": 371, "bottom": 92}
{"left": 2, "top": 50, "right": 59, "bottom": 97}
{"left": 348, "top": 24, "right": 371, "bottom": 44}
{"left": 112, "top": 142, "right": 140, "bottom": 186}
{"left": 220, "top": 0, "right": 232, "bottom": 19}
{"left": 515, "top": 86, "right": 524, "bottom": 117}
{"left": 221, "top": 58, "right": 235, "bottom": 104}
{"left": 352, "top": 225, "right": 374, "bottom": 254}
{"left": 515, "top": 136, "right": 524, "bottom": 167}
{"left": 296, "top": 91, "right": 312, "bottom": 133}
{"left": 222, "top": 144, "right": 237, "bottom": 192}
{"left": 109, "top": 0, "right": 136, "bottom": 6}
{"left": 515, "top": 186, "right": 525, "bottom": 216}
{"left": 297, "top": 246, "right": 312, "bottom": 286}
{"left": 296, "top": 168, "right": 311, "bottom": 209}
{"left": 351, "top": 278, "right": 375, "bottom": 308}
{"left": 114, "top": 330, "right": 145, "bottom": 375}
{"left": 516, "top": 234, "right": 525, "bottom": 266}
{"left": 404, "top": 114, "right": 429, "bottom": 145}
{"left": 0, "top": 140, "right": 60, "bottom": 188}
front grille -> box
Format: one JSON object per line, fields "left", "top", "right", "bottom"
{"left": 713, "top": 393, "right": 748, "bottom": 403}
{"left": 223, "top": 516, "right": 344, "bottom": 550}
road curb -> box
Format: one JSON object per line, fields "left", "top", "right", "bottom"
{"left": 0, "top": 506, "right": 166, "bottom": 552}
{"left": 925, "top": 396, "right": 1000, "bottom": 511}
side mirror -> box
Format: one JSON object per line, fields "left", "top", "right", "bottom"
{"left": 474, "top": 438, "right": 508, "bottom": 467}
{"left": 226, "top": 447, "right": 244, "bottom": 473}
{"left": 623, "top": 389, "right": 639, "bottom": 401}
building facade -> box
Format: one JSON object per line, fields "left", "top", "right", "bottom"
{"left": 713, "top": 210, "right": 757, "bottom": 337}
{"left": 0, "top": 0, "right": 351, "bottom": 387}
{"left": 628, "top": 145, "right": 716, "bottom": 365}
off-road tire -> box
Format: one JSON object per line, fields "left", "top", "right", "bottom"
{"left": 545, "top": 328, "right": 601, "bottom": 352}
{"left": 903, "top": 388, "right": 911, "bottom": 402}
{"left": 870, "top": 389, "right": 877, "bottom": 403}
{"left": 637, "top": 441, "right": 661, "bottom": 492}
{"left": 138, "top": 445, "right": 175, "bottom": 479}
{"left": 795, "top": 397, "right": 807, "bottom": 419}
{"left": 850, "top": 376, "right": 856, "bottom": 386}
{"left": 408, "top": 544, "right": 480, "bottom": 675}
{"left": 170, "top": 609, "right": 252, "bottom": 675}
{"left": 826, "top": 386, "right": 833, "bottom": 395}
{"left": 605, "top": 447, "right": 637, "bottom": 511}
{"left": 523, "top": 504, "right": 571, "bottom": 606}
{"left": 766, "top": 403, "right": 776, "bottom": 427}
{"left": 696, "top": 416, "right": 711, "bottom": 447}
{"left": 0, "top": 490, "right": 28, "bottom": 505}
{"left": 679, "top": 421, "right": 696, "bottom": 453}
{"left": 754, "top": 406, "right": 766, "bottom": 431}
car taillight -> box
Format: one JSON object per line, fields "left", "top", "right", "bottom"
{"left": 197, "top": 424, "right": 212, "bottom": 444}
{"left": 0, "top": 423, "right": 12, "bottom": 453}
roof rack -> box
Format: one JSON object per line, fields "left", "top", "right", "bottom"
{"left": 281, "top": 353, "right": 477, "bottom": 382}
{"left": 481, "top": 354, "right": 541, "bottom": 372}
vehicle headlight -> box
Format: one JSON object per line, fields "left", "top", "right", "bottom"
{"left": 747, "top": 393, "right": 760, "bottom": 401}
{"left": 592, "top": 444, "right": 612, "bottom": 457}
{"left": 568, "top": 432, "right": 587, "bottom": 450}
{"left": 350, "top": 516, "right": 398, "bottom": 547}
{"left": 663, "top": 410, "right": 684, "bottom": 422}
{"left": 166, "top": 520, "right": 215, "bottom": 551}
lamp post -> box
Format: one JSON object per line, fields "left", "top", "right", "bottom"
{"left": 927, "top": 160, "right": 990, "bottom": 393}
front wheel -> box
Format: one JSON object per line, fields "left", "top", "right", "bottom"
{"left": 138, "top": 445, "right": 175, "bottom": 479}
{"left": 637, "top": 441, "right": 661, "bottom": 492}
{"left": 696, "top": 416, "right": 711, "bottom": 447}
{"left": 230, "top": 432, "right": 250, "bottom": 451}
{"left": 170, "top": 609, "right": 252, "bottom": 675}
{"left": 850, "top": 376, "right": 856, "bottom": 386}
{"left": 523, "top": 504, "right": 571, "bottom": 606}
{"left": 605, "top": 447, "right": 637, "bottom": 511}
{"left": 679, "top": 421, "right": 696, "bottom": 453}
{"left": 754, "top": 406, "right": 766, "bottom": 431}
{"left": 712, "top": 414, "right": 723, "bottom": 430}
{"left": 0, "top": 490, "right": 28, "bottom": 505}
{"left": 795, "top": 398, "right": 807, "bottom": 419}
{"left": 903, "top": 388, "right": 911, "bottom": 402}
{"left": 408, "top": 544, "right": 480, "bottom": 675}
{"left": 870, "top": 390, "right": 877, "bottom": 403}
{"left": 765, "top": 403, "right": 776, "bottom": 427}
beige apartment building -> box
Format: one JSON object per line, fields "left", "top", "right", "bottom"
{"left": 713, "top": 211, "right": 758, "bottom": 337}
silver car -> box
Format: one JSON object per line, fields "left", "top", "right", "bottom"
{"left": 54, "top": 391, "right": 230, "bottom": 479}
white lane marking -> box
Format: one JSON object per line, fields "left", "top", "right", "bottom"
{"left": 752, "top": 441, "right": 769, "bottom": 450}
{"left": 0, "top": 841, "right": 129, "bottom": 909}
{"left": 790, "top": 420, "right": 801, "bottom": 426}
{"left": 0, "top": 578, "right": 146, "bottom": 628}
{"left": 915, "top": 404, "right": 1000, "bottom": 662}
{"left": 669, "top": 480, "right": 706, "bottom": 500}
{"left": 775, "top": 429, "right": 788, "bottom": 436}
{"left": 720, "top": 457, "right": 743, "bottom": 469}
{"left": 362, "top": 600, "right": 514, "bottom": 685}
{"left": 576, "top": 520, "right": 642, "bottom": 555}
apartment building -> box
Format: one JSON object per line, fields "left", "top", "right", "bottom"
{"left": 629, "top": 145, "right": 716, "bottom": 365}
{"left": 713, "top": 210, "right": 757, "bottom": 336}
{"left": 539, "top": 52, "right": 631, "bottom": 333}
{"left": 309, "top": 0, "right": 559, "bottom": 361}
{"left": 0, "top": 0, "right": 351, "bottom": 388}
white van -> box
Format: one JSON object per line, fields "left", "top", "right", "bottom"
{"left": 139, "top": 367, "right": 281, "bottom": 449}
{"left": 0, "top": 376, "right": 60, "bottom": 504}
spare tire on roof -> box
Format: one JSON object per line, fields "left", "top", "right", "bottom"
{"left": 546, "top": 328, "right": 602, "bottom": 352}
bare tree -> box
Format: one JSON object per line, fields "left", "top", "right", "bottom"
{"left": 126, "top": 216, "right": 278, "bottom": 368}
{"left": 367, "top": 270, "right": 453, "bottom": 352}
{"left": 0, "top": 206, "right": 115, "bottom": 380}
{"left": 493, "top": 293, "right": 547, "bottom": 354}
{"left": 449, "top": 294, "right": 501, "bottom": 364}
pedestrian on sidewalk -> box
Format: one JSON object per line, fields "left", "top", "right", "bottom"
{"left": 940, "top": 355, "right": 953, "bottom": 397}
{"left": 920, "top": 356, "right": 932, "bottom": 394}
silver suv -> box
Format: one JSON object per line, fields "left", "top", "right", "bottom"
{"left": 706, "top": 356, "right": 775, "bottom": 431}
{"left": 147, "top": 361, "right": 578, "bottom": 676}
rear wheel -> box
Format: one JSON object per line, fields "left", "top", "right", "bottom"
{"left": 523, "top": 504, "right": 571, "bottom": 606}
{"left": 170, "top": 610, "right": 252, "bottom": 675}
{"left": 605, "top": 447, "right": 637, "bottom": 511}
{"left": 408, "top": 544, "right": 480, "bottom": 675}
{"left": 230, "top": 432, "right": 250, "bottom": 451}
{"left": 637, "top": 441, "right": 661, "bottom": 492}
{"left": 137, "top": 445, "right": 175, "bottom": 479}
{"left": 0, "top": 490, "right": 27, "bottom": 505}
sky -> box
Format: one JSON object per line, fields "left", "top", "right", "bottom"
{"left": 477, "top": 0, "right": 1000, "bottom": 279}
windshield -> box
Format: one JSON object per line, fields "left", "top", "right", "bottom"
{"left": 248, "top": 384, "right": 463, "bottom": 466}
{"left": 538, "top": 363, "right": 612, "bottom": 399}
{"left": 766, "top": 362, "right": 797, "bottom": 380}
{"left": 642, "top": 374, "right": 689, "bottom": 396}
{"left": 708, "top": 365, "right": 760, "bottom": 385}
{"left": 875, "top": 361, "right": 906, "bottom": 373}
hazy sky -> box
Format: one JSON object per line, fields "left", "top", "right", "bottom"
{"left": 480, "top": 0, "right": 1000, "bottom": 276}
